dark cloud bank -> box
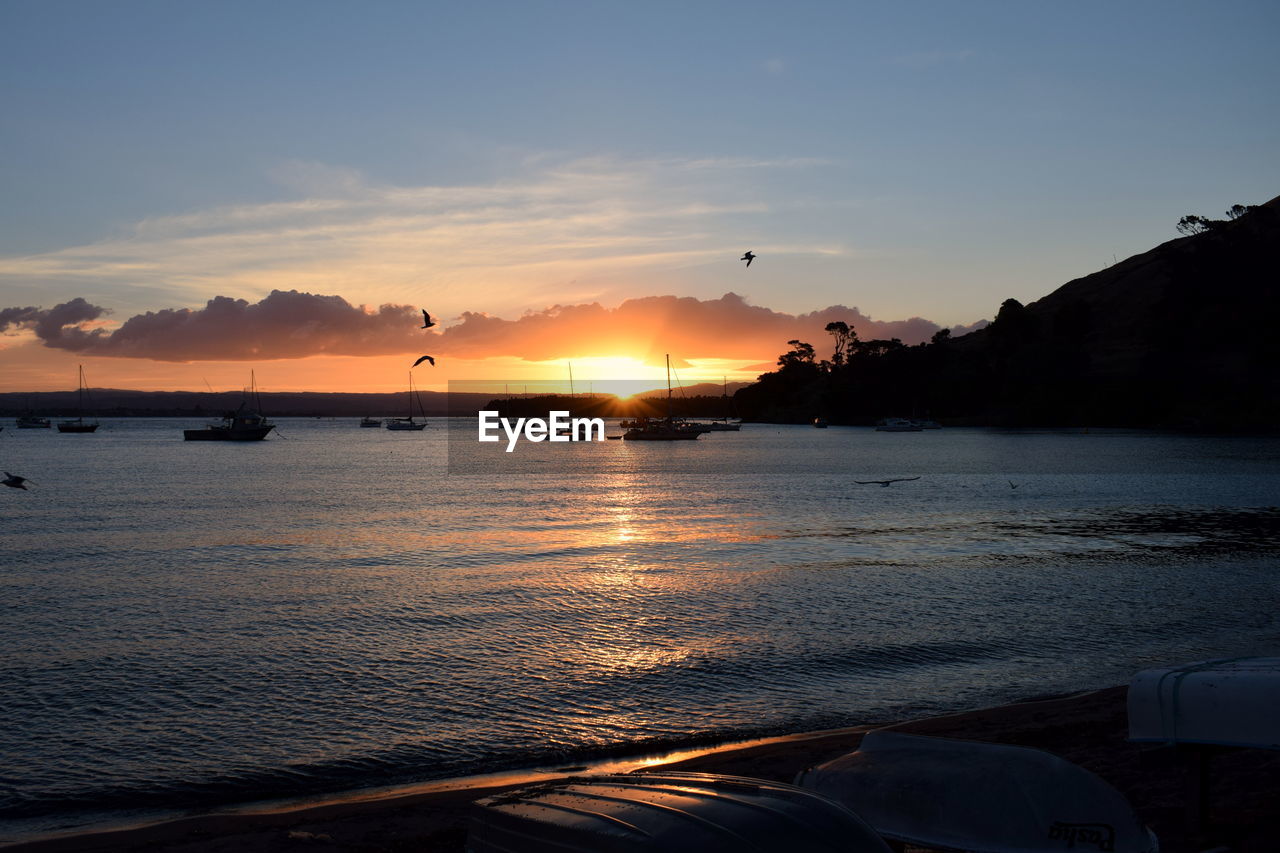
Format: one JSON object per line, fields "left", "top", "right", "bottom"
{"left": 2, "top": 290, "right": 985, "bottom": 363}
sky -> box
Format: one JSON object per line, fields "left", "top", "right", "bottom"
{"left": 2, "top": 0, "right": 1277, "bottom": 392}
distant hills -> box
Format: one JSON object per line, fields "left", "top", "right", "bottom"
{"left": 735, "top": 195, "right": 1279, "bottom": 429}
{"left": 0, "top": 381, "right": 751, "bottom": 419}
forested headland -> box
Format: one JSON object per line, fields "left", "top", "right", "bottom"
{"left": 734, "top": 197, "right": 1279, "bottom": 429}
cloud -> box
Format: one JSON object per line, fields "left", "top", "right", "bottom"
{"left": 0, "top": 155, "right": 846, "bottom": 318}
{"left": 10, "top": 292, "right": 420, "bottom": 362}
{"left": 1, "top": 306, "right": 43, "bottom": 333}
{"left": 434, "top": 292, "right": 958, "bottom": 363}
{"left": 6, "top": 291, "right": 982, "bottom": 364}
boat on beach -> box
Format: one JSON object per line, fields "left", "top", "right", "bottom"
{"left": 57, "top": 365, "right": 100, "bottom": 433}
{"left": 797, "top": 731, "right": 1158, "bottom": 853}
{"left": 470, "top": 771, "right": 891, "bottom": 852}
{"left": 386, "top": 372, "right": 427, "bottom": 430}
{"left": 1128, "top": 657, "right": 1280, "bottom": 749}
{"left": 183, "top": 373, "right": 275, "bottom": 441}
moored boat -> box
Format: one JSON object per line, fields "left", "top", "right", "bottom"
{"left": 623, "top": 418, "right": 702, "bottom": 440}
{"left": 875, "top": 417, "right": 922, "bottom": 432}
{"left": 699, "top": 377, "right": 742, "bottom": 430}
{"left": 184, "top": 372, "right": 274, "bottom": 440}
{"left": 359, "top": 416, "right": 382, "bottom": 427}
{"left": 813, "top": 417, "right": 829, "bottom": 428}
{"left": 386, "top": 372, "right": 428, "bottom": 431}
{"left": 57, "top": 365, "right": 100, "bottom": 433}
{"left": 622, "top": 355, "right": 701, "bottom": 441}
{"left": 16, "top": 414, "right": 50, "bottom": 428}
{"left": 184, "top": 407, "right": 275, "bottom": 441}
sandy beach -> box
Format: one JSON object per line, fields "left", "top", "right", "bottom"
{"left": 7, "top": 685, "right": 1275, "bottom": 853}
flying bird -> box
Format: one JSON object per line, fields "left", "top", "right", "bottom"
{"left": 412, "top": 355, "right": 436, "bottom": 368}
{"left": 1008, "top": 480, "right": 1020, "bottom": 489}
{"left": 421, "top": 310, "right": 436, "bottom": 329}
{"left": 854, "top": 477, "right": 921, "bottom": 487}
{"left": 740, "top": 251, "right": 756, "bottom": 267}
{"left": 3, "top": 471, "right": 33, "bottom": 490}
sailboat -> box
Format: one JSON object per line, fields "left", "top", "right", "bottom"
{"left": 623, "top": 355, "right": 701, "bottom": 441}
{"left": 183, "top": 372, "right": 275, "bottom": 441}
{"left": 57, "top": 365, "right": 100, "bottom": 433}
{"left": 386, "top": 372, "right": 428, "bottom": 430}
{"left": 701, "top": 376, "right": 742, "bottom": 431}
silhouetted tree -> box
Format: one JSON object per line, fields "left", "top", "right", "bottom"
{"left": 930, "top": 328, "right": 951, "bottom": 345}
{"left": 777, "top": 340, "right": 817, "bottom": 371}
{"left": 1177, "top": 215, "right": 1211, "bottom": 235}
{"left": 824, "top": 321, "right": 856, "bottom": 366}
{"left": 1225, "top": 204, "right": 1257, "bottom": 220}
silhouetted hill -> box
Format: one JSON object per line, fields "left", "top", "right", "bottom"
{"left": 735, "top": 196, "right": 1280, "bottom": 428}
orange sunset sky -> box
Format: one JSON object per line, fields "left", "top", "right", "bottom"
{"left": 3, "top": 4, "right": 1276, "bottom": 394}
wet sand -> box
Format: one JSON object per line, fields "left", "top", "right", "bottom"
{"left": 8, "top": 686, "right": 1276, "bottom": 852}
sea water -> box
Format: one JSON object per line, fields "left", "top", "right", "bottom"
{"left": 2, "top": 419, "right": 1278, "bottom": 841}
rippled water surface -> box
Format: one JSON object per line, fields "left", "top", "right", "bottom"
{"left": 3, "top": 419, "right": 1279, "bottom": 841}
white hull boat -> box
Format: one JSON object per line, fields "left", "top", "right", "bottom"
{"left": 796, "top": 730, "right": 1157, "bottom": 853}
{"left": 1128, "top": 656, "right": 1280, "bottom": 749}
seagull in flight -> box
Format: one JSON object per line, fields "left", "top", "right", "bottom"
{"left": 412, "top": 355, "right": 436, "bottom": 368}
{"left": 420, "top": 310, "right": 436, "bottom": 329}
{"left": 3, "top": 471, "right": 33, "bottom": 490}
{"left": 740, "top": 251, "right": 756, "bottom": 267}
{"left": 854, "top": 476, "right": 921, "bottom": 487}
{"left": 1008, "top": 480, "right": 1020, "bottom": 489}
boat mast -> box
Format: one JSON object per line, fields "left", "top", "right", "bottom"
{"left": 666, "top": 354, "right": 672, "bottom": 420}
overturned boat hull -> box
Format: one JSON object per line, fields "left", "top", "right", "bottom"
{"left": 470, "top": 771, "right": 890, "bottom": 852}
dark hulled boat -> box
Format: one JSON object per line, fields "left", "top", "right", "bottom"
{"left": 184, "top": 372, "right": 274, "bottom": 441}
{"left": 183, "top": 407, "right": 275, "bottom": 441}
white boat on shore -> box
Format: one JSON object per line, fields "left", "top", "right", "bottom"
{"left": 797, "top": 731, "right": 1157, "bottom": 853}
{"left": 1128, "top": 657, "right": 1280, "bottom": 749}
